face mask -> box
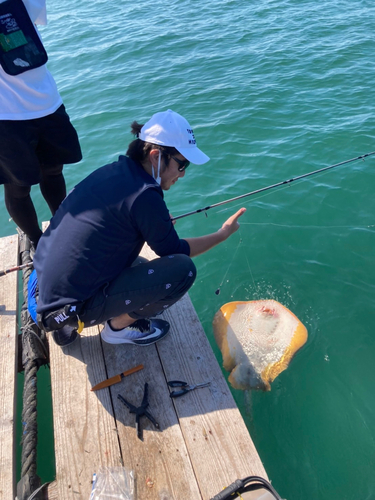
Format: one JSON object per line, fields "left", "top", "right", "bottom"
{"left": 152, "top": 150, "right": 162, "bottom": 185}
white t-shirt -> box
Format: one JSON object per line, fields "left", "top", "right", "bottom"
{"left": 0, "top": 0, "right": 63, "bottom": 120}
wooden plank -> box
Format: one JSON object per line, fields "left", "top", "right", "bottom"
{"left": 0, "top": 234, "right": 19, "bottom": 500}
{"left": 48, "top": 242, "right": 267, "bottom": 499}
{"left": 141, "top": 245, "right": 267, "bottom": 499}
{"left": 46, "top": 326, "right": 123, "bottom": 499}
{"left": 103, "top": 340, "right": 202, "bottom": 499}
{"left": 160, "top": 295, "right": 268, "bottom": 498}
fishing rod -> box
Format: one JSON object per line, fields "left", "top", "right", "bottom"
{"left": 172, "top": 151, "right": 375, "bottom": 221}
{"left": 0, "top": 262, "right": 33, "bottom": 277}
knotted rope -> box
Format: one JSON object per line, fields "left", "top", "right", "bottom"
{"left": 16, "top": 233, "right": 49, "bottom": 500}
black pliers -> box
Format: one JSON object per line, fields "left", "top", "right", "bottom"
{"left": 118, "top": 382, "right": 159, "bottom": 440}
{"left": 167, "top": 380, "right": 211, "bottom": 398}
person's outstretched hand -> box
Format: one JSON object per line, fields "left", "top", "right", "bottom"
{"left": 219, "top": 208, "right": 246, "bottom": 240}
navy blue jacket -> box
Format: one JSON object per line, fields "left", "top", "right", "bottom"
{"left": 34, "top": 155, "right": 190, "bottom": 313}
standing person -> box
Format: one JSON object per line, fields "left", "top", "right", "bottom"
{"left": 30, "top": 109, "right": 246, "bottom": 346}
{"left": 0, "top": 0, "right": 82, "bottom": 250}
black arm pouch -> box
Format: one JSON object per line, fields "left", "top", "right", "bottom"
{"left": 0, "top": 0, "right": 48, "bottom": 75}
{"left": 40, "top": 302, "right": 85, "bottom": 332}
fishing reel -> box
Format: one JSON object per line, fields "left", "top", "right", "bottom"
{"left": 210, "top": 476, "right": 283, "bottom": 500}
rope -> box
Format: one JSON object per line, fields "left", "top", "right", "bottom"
{"left": 16, "top": 232, "right": 49, "bottom": 500}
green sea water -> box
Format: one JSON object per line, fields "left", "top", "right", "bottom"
{"left": 6, "top": 0, "right": 375, "bottom": 498}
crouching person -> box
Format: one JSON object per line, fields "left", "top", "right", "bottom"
{"left": 29, "top": 109, "right": 245, "bottom": 346}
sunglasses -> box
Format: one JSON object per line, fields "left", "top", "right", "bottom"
{"left": 170, "top": 155, "right": 190, "bottom": 172}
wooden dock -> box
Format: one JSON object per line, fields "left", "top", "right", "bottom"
{"left": 1, "top": 238, "right": 267, "bottom": 500}
{"left": 0, "top": 235, "right": 19, "bottom": 500}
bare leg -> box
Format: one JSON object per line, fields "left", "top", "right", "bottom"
{"left": 109, "top": 313, "right": 137, "bottom": 330}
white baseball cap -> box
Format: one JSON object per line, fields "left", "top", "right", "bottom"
{"left": 139, "top": 109, "right": 210, "bottom": 165}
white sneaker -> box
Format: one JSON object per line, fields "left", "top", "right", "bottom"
{"left": 101, "top": 318, "right": 170, "bottom": 345}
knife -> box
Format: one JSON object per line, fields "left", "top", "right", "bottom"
{"left": 91, "top": 364, "right": 144, "bottom": 391}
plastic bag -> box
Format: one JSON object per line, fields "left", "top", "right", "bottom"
{"left": 89, "top": 467, "right": 135, "bottom": 500}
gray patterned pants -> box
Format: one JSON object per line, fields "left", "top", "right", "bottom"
{"left": 79, "top": 254, "right": 196, "bottom": 326}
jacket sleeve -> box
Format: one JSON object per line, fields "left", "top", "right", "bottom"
{"left": 130, "top": 188, "right": 190, "bottom": 257}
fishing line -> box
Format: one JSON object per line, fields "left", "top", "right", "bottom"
{"left": 215, "top": 230, "right": 256, "bottom": 295}
{"left": 240, "top": 223, "right": 375, "bottom": 229}
{"left": 172, "top": 151, "right": 375, "bottom": 221}
{"left": 215, "top": 235, "right": 242, "bottom": 295}
{"left": 242, "top": 231, "right": 256, "bottom": 289}
{"left": 214, "top": 183, "right": 290, "bottom": 216}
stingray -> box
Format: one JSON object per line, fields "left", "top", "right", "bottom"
{"left": 213, "top": 300, "right": 308, "bottom": 391}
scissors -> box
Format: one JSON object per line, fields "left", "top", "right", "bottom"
{"left": 167, "top": 380, "right": 211, "bottom": 398}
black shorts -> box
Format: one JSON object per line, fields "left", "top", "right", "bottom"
{"left": 0, "top": 104, "right": 82, "bottom": 186}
